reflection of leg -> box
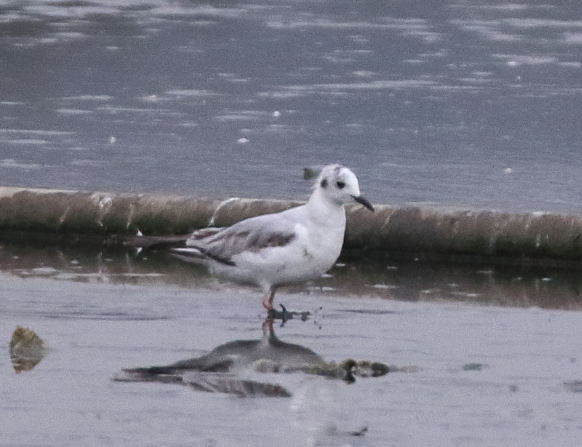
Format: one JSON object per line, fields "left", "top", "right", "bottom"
{"left": 262, "top": 288, "right": 275, "bottom": 310}
{"left": 261, "top": 317, "right": 274, "bottom": 336}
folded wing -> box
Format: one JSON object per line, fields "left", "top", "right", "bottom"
{"left": 173, "top": 214, "right": 298, "bottom": 266}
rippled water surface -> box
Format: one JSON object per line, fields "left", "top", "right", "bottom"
{"left": 1, "top": 0, "right": 582, "bottom": 212}
{"left": 3, "top": 2, "right": 582, "bottom": 446}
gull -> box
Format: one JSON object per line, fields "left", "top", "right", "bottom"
{"left": 172, "top": 164, "right": 374, "bottom": 310}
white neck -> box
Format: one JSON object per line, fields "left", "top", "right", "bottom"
{"left": 305, "top": 188, "right": 347, "bottom": 228}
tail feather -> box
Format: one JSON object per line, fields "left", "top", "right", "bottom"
{"left": 171, "top": 247, "right": 206, "bottom": 262}
{"left": 123, "top": 235, "right": 189, "bottom": 249}
{"left": 172, "top": 247, "right": 236, "bottom": 266}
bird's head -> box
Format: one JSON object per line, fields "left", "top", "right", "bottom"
{"left": 315, "top": 164, "right": 374, "bottom": 211}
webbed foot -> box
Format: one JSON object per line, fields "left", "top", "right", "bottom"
{"left": 267, "top": 304, "right": 311, "bottom": 322}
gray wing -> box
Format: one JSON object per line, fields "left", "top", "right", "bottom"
{"left": 180, "top": 213, "right": 299, "bottom": 266}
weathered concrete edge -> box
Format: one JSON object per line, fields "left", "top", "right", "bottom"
{"left": 2, "top": 186, "right": 582, "bottom": 262}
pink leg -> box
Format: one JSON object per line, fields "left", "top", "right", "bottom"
{"left": 262, "top": 288, "right": 276, "bottom": 310}
{"left": 261, "top": 317, "right": 274, "bottom": 334}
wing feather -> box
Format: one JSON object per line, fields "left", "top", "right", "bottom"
{"left": 183, "top": 214, "right": 298, "bottom": 266}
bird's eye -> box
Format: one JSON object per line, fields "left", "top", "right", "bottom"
{"left": 336, "top": 181, "right": 346, "bottom": 189}
{"left": 320, "top": 179, "right": 328, "bottom": 188}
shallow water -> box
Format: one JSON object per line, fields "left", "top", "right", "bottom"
{"left": 3, "top": 1, "right": 582, "bottom": 445}
{"left": 1, "top": 0, "right": 582, "bottom": 212}
{"left": 2, "top": 245, "right": 582, "bottom": 446}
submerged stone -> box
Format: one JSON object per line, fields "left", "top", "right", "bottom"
{"left": 9, "top": 326, "right": 48, "bottom": 373}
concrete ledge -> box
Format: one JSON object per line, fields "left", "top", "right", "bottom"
{"left": 1, "top": 186, "right": 582, "bottom": 261}
{"left": 347, "top": 206, "right": 582, "bottom": 261}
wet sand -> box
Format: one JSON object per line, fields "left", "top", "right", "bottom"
{"left": 2, "top": 245, "right": 582, "bottom": 446}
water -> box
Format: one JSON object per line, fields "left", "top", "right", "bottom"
{"left": 2, "top": 244, "right": 582, "bottom": 446}
{"left": 1, "top": 244, "right": 582, "bottom": 445}
{"left": 1, "top": 0, "right": 582, "bottom": 212}
{"left": 3, "top": 2, "right": 582, "bottom": 445}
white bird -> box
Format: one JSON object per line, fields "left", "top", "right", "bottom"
{"left": 172, "top": 164, "right": 374, "bottom": 310}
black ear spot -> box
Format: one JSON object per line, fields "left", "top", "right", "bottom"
{"left": 320, "top": 179, "right": 328, "bottom": 188}
{"left": 336, "top": 181, "right": 346, "bottom": 189}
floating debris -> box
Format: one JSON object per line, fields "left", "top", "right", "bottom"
{"left": 350, "top": 426, "right": 369, "bottom": 437}
{"left": 9, "top": 326, "right": 48, "bottom": 373}
{"left": 463, "top": 362, "right": 486, "bottom": 371}
{"left": 564, "top": 380, "right": 582, "bottom": 393}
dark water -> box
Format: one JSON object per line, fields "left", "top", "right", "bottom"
{"left": 2, "top": 241, "right": 582, "bottom": 311}
{"left": 1, "top": 0, "right": 582, "bottom": 213}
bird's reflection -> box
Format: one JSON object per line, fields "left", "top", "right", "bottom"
{"left": 116, "top": 319, "right": 390, "bottom": 397}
